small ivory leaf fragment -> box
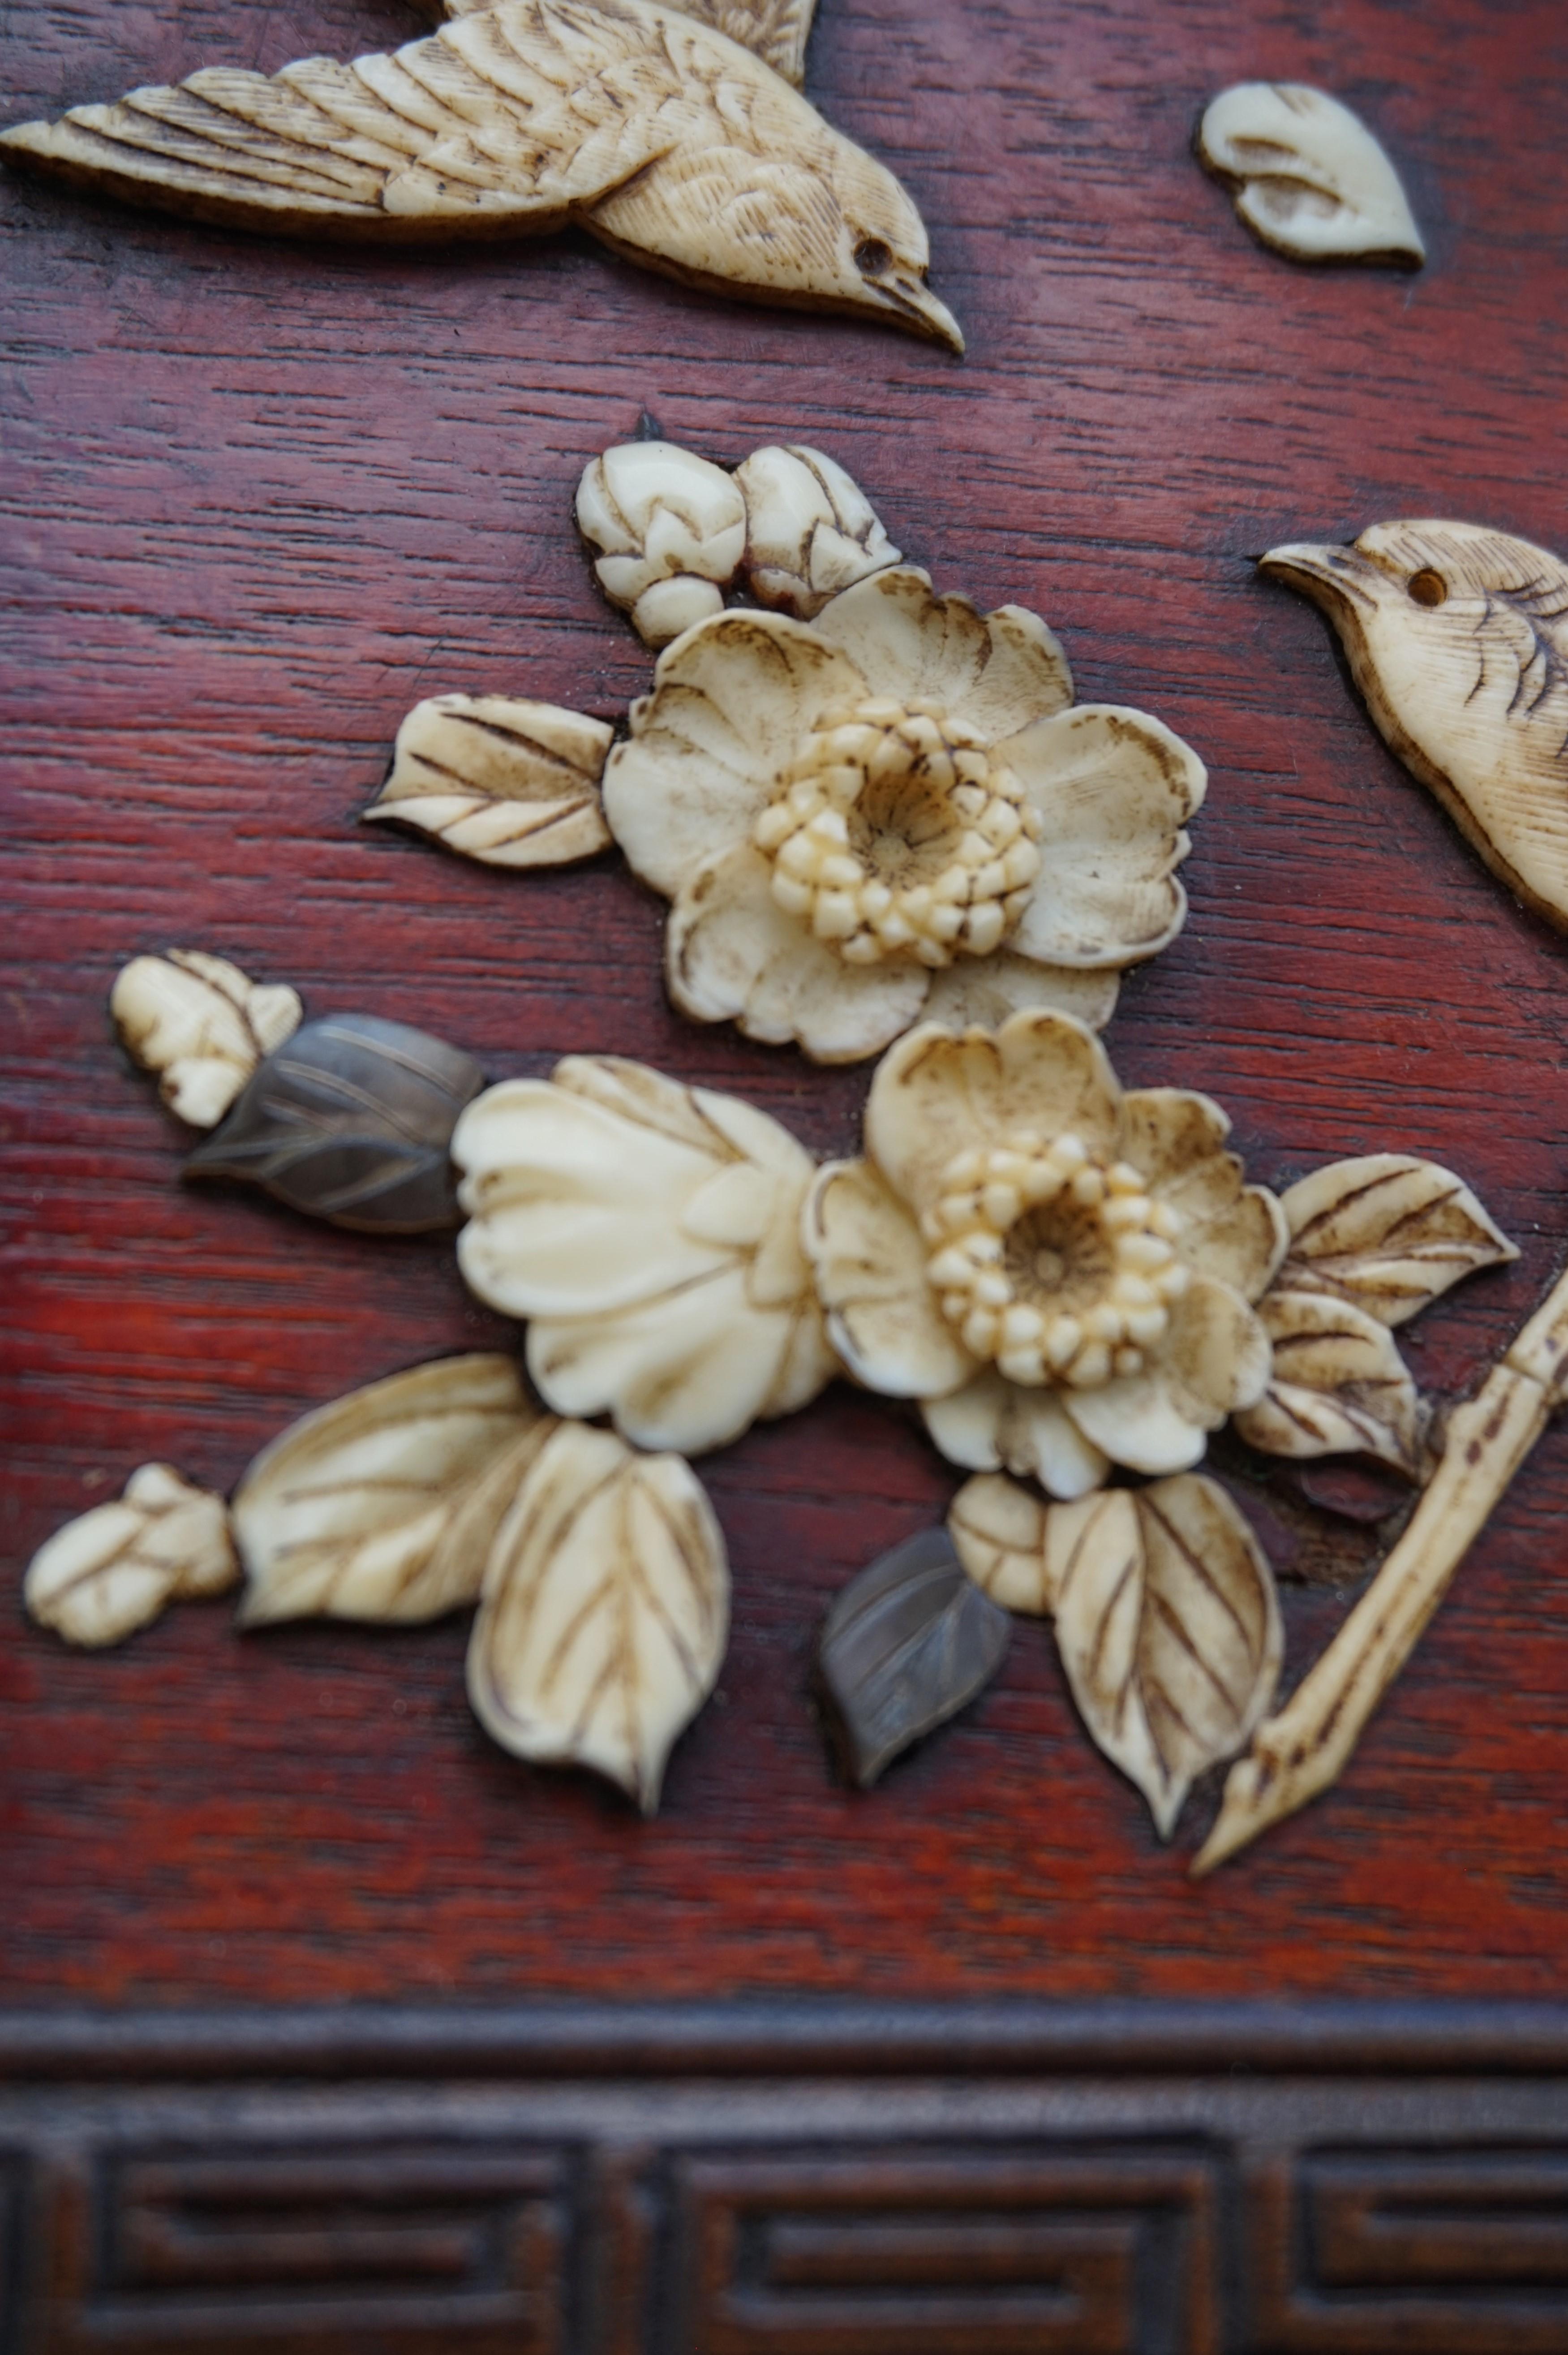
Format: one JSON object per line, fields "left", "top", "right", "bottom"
{"left": 817, "top": 1526, "right": 1011, "bottom": 1785}
{"left": 1198, "top": 83, "right": 1424, "bottom": 264}
{"left": 466, "top": 1422, "right": 729, "bottom": 1812}
{"left": 186, "top": 1013, "right": 485, "bottom": 1232}
{"left": 1233, "top": 1289, "right": 1422, "bottom": 1472}
{"left": 1275, "top": 1154, "right": 1518, "bottom": 1326}
{"left": 111, "top": 949, "right": 302, "bottom": 1127}
{"left": 233, "top": 1355, "right": 551, "bottom": 1625}
{"left": 1052, "top": 1476, "right": 1282, "bottom": 1838}
{"left": 367, "top": 695, "right": 613, "bottom": 868}
{"left": 947, "top": 1473, "right": 1053, "bottom": 1613}
{"left": 25, "top": 1465, "right": 237, "bottom": 1647}
{"left": 735, "top": 443, "right": 900, "bottom": 619}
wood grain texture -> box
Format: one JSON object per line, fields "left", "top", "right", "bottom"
{"left": 3, "top": 0, "right": 1568, "bottom": 2008}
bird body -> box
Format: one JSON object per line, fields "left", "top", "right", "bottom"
{"left": 1262, "top": 521, "right": 1568, "bottom": 931}
{"left": 0, "top": 0, "right": 962, "bottom": 346}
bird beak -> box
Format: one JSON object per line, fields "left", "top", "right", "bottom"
{"left": 865, "top": 268, "right": 966, "bottom": 353}
{"left": 1259, "top": 541, "right": 1381, "bottom": 615}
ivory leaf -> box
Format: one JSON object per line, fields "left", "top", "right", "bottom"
{"left": 186, "top": 1013, "right": 486, "bottom": 1232}
{"left": 467, "top": 1422, "right": 728, "bottom": 1812}
{"left": 1276, "top": 1154, "right": 1518, "bottom": 1327}
{"left": 817, "top": 1527, "right": 1010, "bottom": 1786}
{"left": 1198, "top": 83, "right": 1424, "bottom": 265}
{"left": 1233, "top": 1289, "right": 1422, "bottom": 1472}
{"left": 366, "top": 695, "right": 613, "bottom": 869}
{"left": 234, "top": 1355, "right": 554, "bottom": 1625}
{"left": 1052, "top": 1477, "right": 1281, "bottom": 1838}
{"left": 25, "top": 1464, "right": 237, "bottom": 1648}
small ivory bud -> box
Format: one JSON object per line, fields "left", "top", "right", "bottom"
{"left": 576, "top": 443, "right": 746, "bottom": 642}
{"left": 735, "top": 444, "right": 901, "bottom": 618}
{"left": 111, "top": 950, "right": 302, "bottom": 1127}
{"left": 25, "top": 1465, "right": 238, "bottom": 1648}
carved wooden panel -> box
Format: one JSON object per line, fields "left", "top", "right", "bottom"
{"left": 33, "top": 2141, "right": 571, "bottom": 2353}
{"left": 664, "top": 2146, "right": 1223, "bottom": 2353}
{"left": 0, "top": 2157, "right": 25, "bottom": 2355}
{"left": 4, "top": 2009, "right": 1568, "bottom": 2352}
{"left": 1249, "top": 2145, "right": 1568, "bottom": 2353}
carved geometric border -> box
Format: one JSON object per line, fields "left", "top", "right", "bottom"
{"left": 1, "top": 2006, "right": 1567, "bottom": 2354}
{"left": 1248, "top": 2142, "right": 1568, "bottom": 2355}
{"left": 0, "top": 2153, "right": 26, "bottom": 2355}
{"left": 658, "top": 2141, "right": 1229, "bottom": 2355}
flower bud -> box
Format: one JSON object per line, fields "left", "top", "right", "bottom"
{"left": 735, "top": 444, "right": 901, "bottom": 618}
{"left": 576, "top": 443, "right": 746, "bottom": 644}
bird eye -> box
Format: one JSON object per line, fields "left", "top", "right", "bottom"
{"left": 1408, "top": 568, "right": 1448, "bottom": 609}
{"left": 854, "top": 237, "right": 893, "bottom": 278}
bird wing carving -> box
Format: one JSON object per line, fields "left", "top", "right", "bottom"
{"left": 0, "top": 0, "right": 785, "bottom": 234}
{"left": 422, "top": 0, "right": 818, "bottom": 90}
{"left": 0, "top": 0, "right": 964, "bottom": 346}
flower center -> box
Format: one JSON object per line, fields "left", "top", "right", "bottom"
{"left": 751, "top": 697, "right": 1044, "bottom": 968}
{"left": 920, "top": 1132, "right": 1189, "bottom": 1388}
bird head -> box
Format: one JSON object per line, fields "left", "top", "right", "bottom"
{"left": 815, "top": 135, "right": 966, "bottom": 351}
{"left": 1260, "top": 520, "right": 1568, "bottom": 769}
{"left": 1260, "top": 519, "right": 1568, "bottom": 927}
{"left": 584, "top": 52, "right": 964, "bottom": 351}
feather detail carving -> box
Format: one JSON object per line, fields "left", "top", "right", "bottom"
{"left": 418, "top": 0, "right": 819, "bottom": 90}
{"left": 0, "top": 0, "right": 961, "bottom": 346}
{"left": 1262, "top": 521, "right": 1568, "bottom": 930}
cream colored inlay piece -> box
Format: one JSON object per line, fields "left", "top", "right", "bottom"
{"left": 0, "top": 0, "right": 962, "bottom": 348}
{"left": 1198, "top": 83, "right": 1424, "bottom": 264}
{"left": 367, "top": 695, "right": 613, "bottom": 866}
{"left": 112, "top": 949, "right": 302, "bottom": 1128}
{"left": 1263, "top": 521, "right": 1568, "bottom": 932}
{"left": 466, "top": 1419, "right": 729, "bottom": 1812}
{"left": 25, "top": 1465, "right": 237, "bottom": 1647}
{"left": 1194, "top": 1263, "right": 1568, "bottom": 1875}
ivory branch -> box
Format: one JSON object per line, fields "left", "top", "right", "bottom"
{"left": 1192, "top": 1263, "right": 1568, "bottom": 1876}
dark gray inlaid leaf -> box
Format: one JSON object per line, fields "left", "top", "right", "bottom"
{"left": 818, "top": 1527, "right": 1010, "bottom": 1788}
{"left": 185, "top": 1014, "right": 485, "bottom": 1232}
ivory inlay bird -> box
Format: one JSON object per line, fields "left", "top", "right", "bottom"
{"left": 1262, "top": 520, "right": 1568, "bottom": 930}
{"left": 0, "top": 0, "right": 962, "bottom": 348}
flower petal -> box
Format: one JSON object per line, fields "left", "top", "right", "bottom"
{"left": 453, "top": 1081, "right": 726, "bottom": 1317}
{"left": 1061, "top": 1377, "right": 1210, "bottom": 1476}
{"left": 811, "top": 568, "right": 1074, "bottom": 740}
{"left": 923, "top": 1371, "right": 1110, "bottom": 1498}
{"left": 669, "top": 844, "right": 929, "bottom": 1064}
{"left": 803, "top": 1157, "right": 972, "bottom": 1398}
{"left": 528, "top": 1265, "right": 833, "bottom": 1455}
{"left": 602, "top": 609, "right": 866, "bottom": 898}
{"left": 1118, "top": 1089, "right": 1288, "bottom": 1303}
{"left": 1162, "top": 1273, "right": 1274, "bottom": 1421}
{"left": 921, "top": 951, "right": 1119, "bottom": 1036}
{"left": 865, "top": 1008, "right": 1122, "bottom": 1217}
{"left": 1002, "top": 706, "right": 1204, "bottom": 965}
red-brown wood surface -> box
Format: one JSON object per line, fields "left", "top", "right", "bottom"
{"left": 3, "top": 0, "right": 1567, "bottom": 2008}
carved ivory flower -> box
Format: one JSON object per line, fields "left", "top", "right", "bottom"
{"left": 803, "top": 1009, "right": 1287, "bottom": 1495}
{"left": 451, "top": 1053, "right": 837, "bottom": 1455}
{"left": 602, "top": 567, "right": 1207, "bottom": 1062}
